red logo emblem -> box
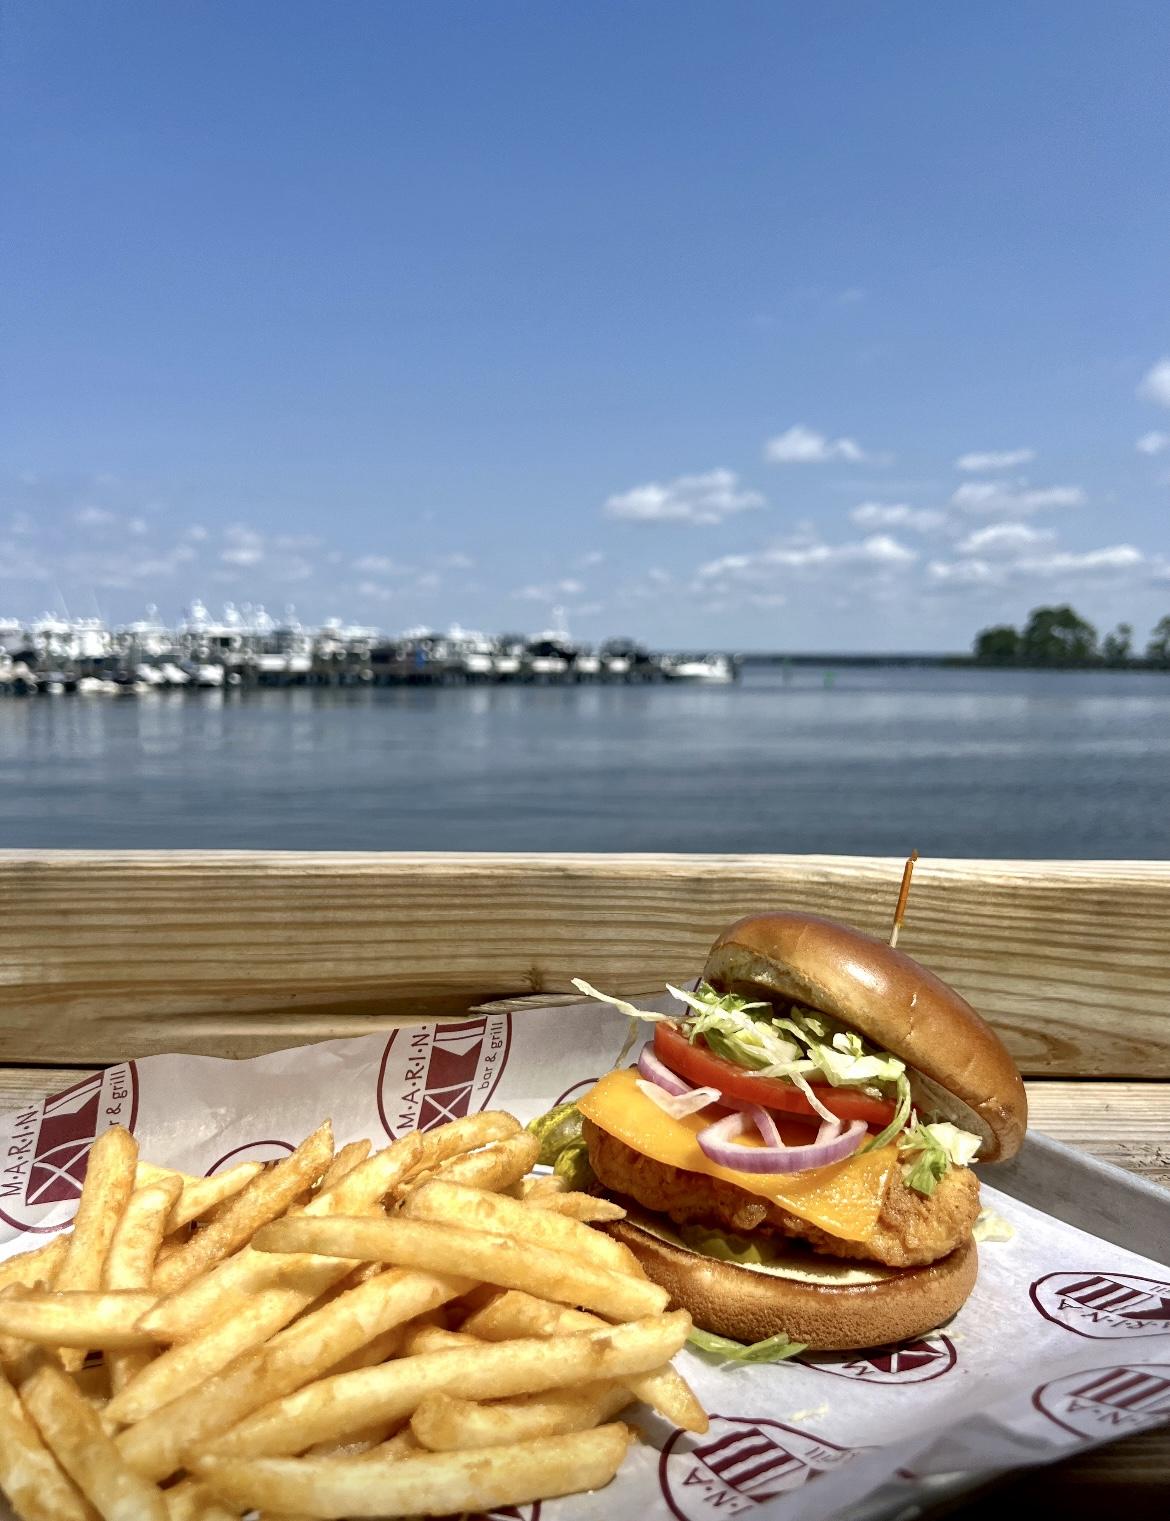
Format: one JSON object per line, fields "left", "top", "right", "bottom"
{"left": 377, "top": 1016, "right": 512, "bottom": 1140}
{"left": 0, "top": 1065, "right": 139, "bottom": 1234}
{"left": 1034, "top": 1363, "right": 1170, "bottom": 1440}
{"left": 803, "top": 1335, "right": 957, "bottom": 1384}
{"left": 659, "top": 1414, "right": 859, "bottom": 1518}
{"left": 206, "top": 1140, "right": 295, "bottom": 1174}
{"left": 1031, "top": 1272, "right": 1170, "bottom": 1339}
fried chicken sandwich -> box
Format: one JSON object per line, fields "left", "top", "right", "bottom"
{"left": 562, "top": 912, "right": 1026, "bottom": 1351}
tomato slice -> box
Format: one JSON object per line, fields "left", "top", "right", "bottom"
{"left": 653, "top": 1022, "right": 896, "bottom": 1128}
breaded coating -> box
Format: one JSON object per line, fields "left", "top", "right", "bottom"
{"left": 584, "top": 1120, "right": 981, "bottom": 1269}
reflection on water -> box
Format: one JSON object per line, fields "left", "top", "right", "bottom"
{"left": 2, "top": 666, "right": 1168, "bottom": 857}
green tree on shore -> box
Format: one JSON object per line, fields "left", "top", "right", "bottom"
{"left": 973, "top": 624, "right": 1021, "bottom": 663}
{"left": 1019, "top": 605, "right": 1098, "bottom": 665}
{"left": 1101, "top": 623, "right": 1134, "bottom": 665}
{"left": 1148, "top": 616, "right": 1170, "bottom": 669}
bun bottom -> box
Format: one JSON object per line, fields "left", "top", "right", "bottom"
{"left": 609, "top": 1221, "right": 978, "bottom": 1351}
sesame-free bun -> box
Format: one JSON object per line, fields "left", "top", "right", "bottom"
{"left": 610, "top": 1219, "right": 978, "bottom": 1350}
{"left": 703, "top": 913, "right": 1027, "bottom": 1162}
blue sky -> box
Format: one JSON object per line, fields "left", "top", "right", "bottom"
{"left": 2, "top": 1, "right": 1169, "bottom": 651}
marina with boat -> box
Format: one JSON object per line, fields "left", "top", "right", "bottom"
{"left": 0, "top": 603, "right": 739, "bottom": 695}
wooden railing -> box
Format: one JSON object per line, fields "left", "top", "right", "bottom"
{"left": 2, "top": 851, "right": 1167, "bottom": 1075}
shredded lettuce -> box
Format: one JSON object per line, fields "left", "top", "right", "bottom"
{"left": 861, "top": 1071, "right": 912, "bottom": 1154}
{"left": 687, "top": 1326, "right": 807, "bottom": 1364}
{"left": 898, "top": 1119, "right": 982, "bottom": 1195}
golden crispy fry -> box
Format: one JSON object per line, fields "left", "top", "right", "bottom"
{"left": 320, "top": 1325, "right": 404, "bottom": 1378}
{"left": 116, "top": 1270, "right": 470, "bottom": 1481}
{"left": 200, "top": 1313, "right": 689, "bottom": 1459}
{"left": 531, "top": 1192, "right": 627, "bottom": 1223}
{"left": 20, "top": 1359, "right": 168, "bottom": 1521}
{"left": 151, "top": 1122, "right": 334, "bottom": 1295}
{"left": 0, "top": 1360, "right": 98, "bottom": 1521}
{"left": 103, "top": 1178, "right": 182, "bottom": 1393}
{"left": 463, "top": 1288, "right": 708, "bottom": 1434}
{"left": 56, "top": 1128, "right": 139, "bottom": 1370}
{"left": 428, "top": 1133, "right": 540, "bottom": 1192}
{"left": 400, "top": 1325, "right": 482, "bottom": 1355}
{"left": 403, "top": 1180, "right": 643, "bottom": 1277}
{"left": 0, "top": 1237, "right": 69, "bottom": 1292}
{"left": 411, "top": 1380, "right": 631, "bottom": 1450}
{"left": 160, "top": 1476, "right": 240, "bottom": 1521}
{"left": 167, "top": 1164, "right": 265, "bottom": 1232}
{"left": 144, "top": 1132, "right": 423, "bottom": 1340}
{"left": 253, "top": 1215, "right": 669, "bottom": 1322}
{"left": 0, "top": 1291, "right": 159, "bottom": 1349}
{"left": 411, "top": 1112, "right": 521, "bottom": 1170}
{"left": 508, "top": 1174, "right": 566, "bottom": 1200}
{"left": 314, "top": 1141, "right": 371, "bottom": 1194}
{"left": 198, "top": 1423, "right": 632, "bottom": 1516}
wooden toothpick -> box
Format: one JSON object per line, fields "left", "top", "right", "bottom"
{"left": 889, "top": 851, "right": 919, "bottom": 948}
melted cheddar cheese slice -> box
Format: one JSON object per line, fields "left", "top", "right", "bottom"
{"left": 577, "top": 1067, "right": 897, "bottom": 1243}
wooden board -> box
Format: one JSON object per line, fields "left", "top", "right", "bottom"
{"left": 2, "top": 851, "right": 1169, "bottom": 1072}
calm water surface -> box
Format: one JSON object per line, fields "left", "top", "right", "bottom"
{"left": 2, "top": 667, "right": 1168, "bottom": 856}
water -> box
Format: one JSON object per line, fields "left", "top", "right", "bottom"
{"left": 1, "top": 666, "right": 1168, "bottom": 857}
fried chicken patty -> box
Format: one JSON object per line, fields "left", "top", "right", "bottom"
{"left": 584, "top": 1119, "right": 981, "bottom": 1269}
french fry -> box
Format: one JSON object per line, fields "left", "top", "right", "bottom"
{"left": 103, "top": 1178, "right": 182, "bottom": 1392}
{"left": 253, "top": 1215, "right": 670, "bottom": 1322}
{"left": 531, "top": 1191, "right": 627, "bottom": 1223}
{"left": 116, "top": 1270, "right": 471, "bottom": 1481}
{"left": 463, "top": 1288, "right": 708, "bottom": 1435}
{"left": 197, "top": 1313, "right": 689, "bottom": 1459}
{"left": 314, "top": 1140, "right": 371, "bottom": 1193}
{"left": 0, "top": 1237, "right": 69, "bottom": 1292}
{"left": 198, "top": 1423, "right": 632, "bottom": 1516}
{"left": 411, "top": 1380, "right": 632, "bottom": 1450}
{"left": 320, "top": 1324, "right": 404, "bottom": 1378}
{"left": 400, "top": 1325, "right": 482, "bottom": 1355}
{"left": 166, "top": 1164, "right": 265, "bottom": 1232}
{"left": 0, "top": 1360, "right": 98, "bottom": 1521}
{"left": 151, "top": 1122, "right": 334, "bottom": 1295}
{"left": 410, "top": 1111, "right": 521, "bottom": 1169}
{"left": 143, "top": 1131, "right": 423, "bottom": 1340}
{"left": 508, "top": 1173, "right": 566, "bottom": 1200}
{"left": 55, "top": 1127, "right": 139, "bottom": 1369}
{"left": 0, "top": 1291, "right": 160, "bottom": 1349}
{"left": 20, "top": 1359, "right": 169, "bottom": 1521}
{"left": 426, "top": 1132, "right": 540, "bottom": 1192}
{"left": 160, "top": 1476, "right": 239, "bottom": 1521}
{"left": 403, "top": 1180, "right": 643, "bottom": 1277}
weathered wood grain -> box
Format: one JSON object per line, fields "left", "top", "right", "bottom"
{"left": 1, "top": 851, "right": 1168, "bottom": 1070}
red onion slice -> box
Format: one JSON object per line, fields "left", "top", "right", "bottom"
{"left": 697, "top": 1111, "right": 868, "bottom": 1174}
{"left": 636, "top": 1044, "right": 694, "bottom": 1097}
{"left": 747, "top": 1104, "right": 784, "bottom": 1149}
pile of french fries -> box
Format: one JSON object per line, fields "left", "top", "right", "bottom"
{"left": 0, "top": 1112, "right": 707, "bottom": 1519}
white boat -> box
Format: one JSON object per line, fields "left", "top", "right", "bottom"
{"left": 193, "top": 664, "right": 225, "bottom": 688}
{"left": 665, "top": 654, "right": 736, "bottom": 683}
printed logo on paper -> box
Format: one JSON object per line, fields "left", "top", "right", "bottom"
{"left": 803, "top": 1334, "right": 958, "bottom": 1384}
{"left": 659, "top": 1414, "right": 859, "bottom": 1519}
{"left": 206, "top": 1140, "right": 295, "bottom": 1174}
{"left": 377, "top": 1015, "right": 512, "bottom": 1140}
{"left": 1031, "top": 1272, "right": 1170, "bottom": 1339}
{"left": 1034, "top": 1363, "right": 1170, "bottom": 1440}
{"left": 0, "top": 1064, "right": 138, "bottom": 1233}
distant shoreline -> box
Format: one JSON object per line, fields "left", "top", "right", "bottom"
{"left": 736, "top": 652, "right": 1168, "bottom": 671}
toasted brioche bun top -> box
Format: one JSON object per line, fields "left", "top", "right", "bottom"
{"left": 703, "top": 912, "right": 1026, "bottom": 1162}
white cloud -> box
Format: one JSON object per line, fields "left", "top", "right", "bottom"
{"left": 927, "top": 559, "right": 995, "bottom": 585}
{"left": 698, "top": 533, "right": 916, "bottom": 582}
{"left": 352, "top": 554, "right": 406, "bottom": 575}
{"left": 356, "top": 580, "right": 394, "bottom": 602}
{"left": 764, "top": 425, "right": 866, "bottom": 464}
{"left": 1019, "top": 545, "right": 1143, "bottom": 576}
{"left": 437, "top": 552, "right": 475, "bottom": 570}
{"left": 221, "top": 525, "right": 264, "bottom": 567}
{"left": 127, "top": 517, "right": 148, "bottom": 536}
{"left": 955, "top": 448, "right": 1036, "bottom": 471}
{"left": 514, "top": 578, "right": 585, "bottom": 602}
{"left": 185, "top": 524, "right": 209, "bottom": 541}
{"left": 950, "top": 481, "right": 1085, "bottom": 516}
{"left": 929, "top": 543, "right": 1144, "bottom": 588}
{"left": 955, "top": 523, "right": 1056, "bottom": 556}
{"left": 275, "top": 533, "right": 323, "bottom": 551}
{"left": 1136, "top": 431, "right": 1169, "bottom": 456}
{"left": 580, "top": 550, "right": 605, "bottom": 567}
{"left": 75, "top": 505, "right": 118, "bottom": 528}
{"left": 1137, "top": 357, "right": 1170, "bottom": 408}
{"left": 604, "top": 469, "right": 764, "bottom": 525}
{"left": 850, "top": 502, "right": 946, "bottom": 531}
